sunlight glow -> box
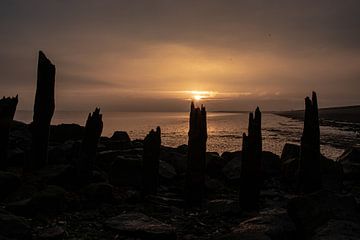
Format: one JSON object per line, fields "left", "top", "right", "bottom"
{"left": 188, "top": 90, "right": 216, "bottom": 101}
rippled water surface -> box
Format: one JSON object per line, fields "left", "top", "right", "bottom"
{"left": 15, "top": 111, "right": 358, "bottom": 159}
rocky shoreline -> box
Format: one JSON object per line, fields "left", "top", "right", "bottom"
{"left": 0, "top": 119, "right": 359, "bottom": 239}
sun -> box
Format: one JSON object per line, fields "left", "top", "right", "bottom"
{"left": 193, "top": 95, "right": 203, "bottom": 101}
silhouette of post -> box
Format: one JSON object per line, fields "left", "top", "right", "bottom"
{"left": 239, "top": 107, "right": 262, "bottom": 210}
{"left": 29, "top": 51, "right": 55, "bottom": 169}
{"left": 298, "top": 91, "right": 321, "bottom": 193}
{"left": 0, "top": 95, "right": 18, "bottom": 169}
{"left": 185, "top": 102, "right": 207, "bottom": 207}
{"left": 142, "top": 126, "right": 161, "bottom": 196}
{"left": 78, "top": 108, "right": 103, "bottom": 183}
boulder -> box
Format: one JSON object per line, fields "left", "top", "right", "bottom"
{"left": 222, "top": 155, "right": 242, "bottom": 183}
{"left": 49, "top": 123, "right": 84, "bottom": 142}
{"left": 0, "top": 209, "right": 31, "bottom": 239}
{"left": 221, "top": 151, "right": 241, "bottom": 162}
{"left": 0, "top": 171, "right": 21, "bottom": 199}
{"left": 287, "top": 190, "right": 359, "bottom": 235}
{"left": 159, "top": 160, "right": 177, "bottom": 180}
{"left": 206, "top": 152, "right": 226, "bottom": 178}
{"left": 29, "top": 185, "right": 66, "bottom": 214}
{"left": 207, "top": 199, "right": 241, "bottom": 216}
{"left": 160, "top": 148, "right": 187, "bottom": 174}
{"left": 312, "top": 219, "right": 360, "bottom": 240}
{"left": 81, "top": 182, "right": 113, "bottom": 202}
{"left": 262, "top": 151, "right": 281, "bottom": 178}
{"left": 337, "top": 146, "right": 360, "bottom": 181}
{"left": 176, "top": 144, "right": 188, "bottom": 154}
{"left": 36, "top": 164, "right": 77, "bottom": 188}
{"left": 109, "top": 156, "right": 142, "bottom": 187}
{"left": 281, "top": 143, "right": 300, "bottom": 162}
{"left": 6, "top": 147, "right": 25, "bottom": 167}
{"left": 111, "top": 131, "right": 131, "bottom": 143}
{"left": 105, "top": 212, "right": 176, "bottom": 240}
{"left": 220, "top": 208, "right": 295, "bottom": 240}
{"left": 38, "top": 226, "right": 65, "bottom": 239}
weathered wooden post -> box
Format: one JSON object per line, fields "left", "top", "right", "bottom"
{"left": 29, "top": 51, "right": 56, "bottom": 169}
{"left": 142, "top": 126, "right": 161, "bottom": 196}
{"left": 239, "top": 107, "right": 262, "bottom": 210}
{"left": 185, "top": 102, "right": 207, "bottom": 207}
{"left": 78, "top": 108, "right": 103, "bottom": 183}
{"left": 298, "top": 91, "right": 321, "bottom": 193}
{"left": 0, "top": 95, "right": 18, "bottom": 169}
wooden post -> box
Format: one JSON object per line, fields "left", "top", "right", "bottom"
{"left": 239, "top": 107, "right": 262, "bottom": 210}
{"left": 298, "top": 91, "right": 321, "bottom": 193}
{"left": 29, "top": 51, "right": 55, "bottom": 169}
{"left": 0, "top": 95, "right": 18, "bottom": 169}
{"left": 185, "top": 102, "right": 207, "bottom": 207}
{"left": 142, "top": 126, "right": 161, "bottom": 196}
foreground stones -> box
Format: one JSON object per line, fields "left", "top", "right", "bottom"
{"left": 105, "top": 212, "right": 176, "bottom": 240}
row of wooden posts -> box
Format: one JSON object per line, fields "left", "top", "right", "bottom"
{"left": 0, "top": 51, "right": 321, "bottom": 209}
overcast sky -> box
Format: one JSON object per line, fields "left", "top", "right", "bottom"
{"left": 1, "top": 0, "right": 359, "bottom": 111}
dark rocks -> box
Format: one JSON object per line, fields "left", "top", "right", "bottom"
{"left": 262, "top": 151, "right": 281, "bottom": 178}
{"left": 111, "top": 131, "right": 131, "bottom": 143}
{"left": 105, "top": 212, "right": 176, "bottom": 240}
{"left": 0, "top": 171, "right": 21, "bottom": 199}
{"left": 160, "top": 147, "right": 187, "bottom": 174}
{"left": 29, "top": 51, "right": 56, "bottom": 169}
{"left": 337, "top": 145, "right": 360, "bottom": 181}
{"left": 229, "top": 208, "right": 296, "bottom": 240}
{"left": 109, "top": 156, "right": 142, "bottom": 188}
{"left": 36, "top": 164, "right": 77, "bottom": 188}
{"left": 298, "top": 91, "right": 321, "bottom": 193}
{"left": 81, "top": 182, "right": 113, "bottom": 202}
{"left": 0, "top": 209, "right": 31, "bottom": 239}
{"left": 185, "top": 102, "right": 207, "bottom": 207}
{"left": 29, "top": 185, "right": 66, "bottom": 214}
{"left": 222, "top": 154, "right": 242, "bottom": 183}
{"left": 239, "top": 107, "right": 262, "bottom": 210}
{"left": 207, "top": 199, "right": 241, "bottom": 216}
{"left": 206, "top": 152, "right": 226, "bottom": 178}
{"left": 287, "top": 190, "right": 359, "bottom": 236}
{"left": 312, "top": 219, "right": 360, "bottom": 240}
{"left": 49, "top": 123, "right": 84, "bottom": 143}
{"left": 159, "top": 160, "right": 177, "bottom": 180}
{"left": 142, "top": 127, "right": 161, "bottom": 195}
{"left": 38, "top": 226, "right": 65, "bottom": 239}
{"left": 281, "top": 143, "right": 300, "bottom": 162}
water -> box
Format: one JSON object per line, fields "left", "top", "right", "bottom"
{"left": 15, "top": 111, "right": 358, "bottom": 159}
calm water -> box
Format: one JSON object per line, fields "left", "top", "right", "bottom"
{"left": 15, "top": 111, "right": 358, "bottom": 159}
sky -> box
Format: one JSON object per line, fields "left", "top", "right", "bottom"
{"left": 0, "top": 0, "right": 359, "bottom": 111}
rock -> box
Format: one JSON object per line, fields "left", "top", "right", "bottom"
{"left": 49, "top": 123, "right": 84, "bottom": 143}
{"left": 38, "top": 226, "right": 65, "bottom": 239}
{"left": 321, "top": 156, "right": 343, "bottom": 191}
{"left": 29, "top": 185, "right": 66, "bottom": 214}
{"left": 6, "top": 147, "right": 25, "bottom": 167}
{"left": 159, "top": 160, "right": 177, "bottom": 180}
{"left": 281, "top": 158, "right": 299, "bottom": 184}
{"left": 0, "top": 209, "right": 31, "bottom": 239}
{"left": 312, "top": 219, "right": 360, "bottom": 240}
{"left": 176, "top": 144, "right": 188, "bottom": 154}
{"left": 280, "top": 143, "right": 300, "bottom": 162}
{"left": 287, "top": 190, "right": 359, "bottom": 235}
{"left": 221, "top": 151, "right": 241, "bottom": 162}
{"left": 109, "top": 156, "right": 142, "bottom": 187}
{"left": 36, "top": 164, "right": 77, "bottom": 188}
{"left": 0, "top": 171, "right": 21, "bottom": 198}
{"left": 207, "top": 199, "right": 240, "bottom": 216}
{"left": 160, "top": 148, "right": 187, "bottom": 174}
{"left": 48, "top": 140, "right": 80, "bottom": 165}
{"left": 105, "top": 212, "right": 176, "bottom": 240}
{"left": 111, "top": 131, "right": 131, "bottom": 143}
{"left": 262, "top": 151, "right": 281, "bottom": 178}
{"left": 81, "top": 182, "right": 113, "bottom": 202}
{"left": 337, "top": 146, "right": 360, "bottom": 181}
{"left": 146, "top": 195, "right": 184, "bottom": 208}
{"left": 229, "top": 208, "right": 295, "bottom": 240}
{"left": 222, "top": 155, "right": 242, "bottom": 183}
{"left": 206, "top": 152, "right": 226, "bottom": 178}
{"left": 205, "top": 178, "right": 226, "bottom": 194}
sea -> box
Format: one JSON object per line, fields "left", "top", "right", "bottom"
{"left": 14, "top": 111, "right": 359, "bottom": 160}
